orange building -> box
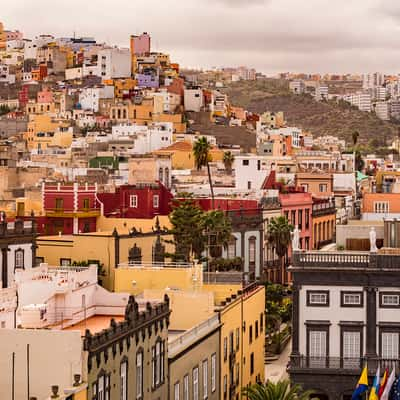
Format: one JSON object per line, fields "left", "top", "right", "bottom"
{"left": 312, "top": 198, "right": 336, "bottom": 249}
{"left": 295, "top": 172, "right": 333, "bottom": 198}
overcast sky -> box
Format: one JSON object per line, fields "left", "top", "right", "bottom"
{"left": 3, "top": 0, "right": 400, "bottom": 74}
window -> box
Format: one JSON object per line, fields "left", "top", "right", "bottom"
{"left": 120, "top": 360, "right": 128, "bottom": 400}
{"left": 15, "top": 249, "right": 24, "bottom": 269}
{"left": 235, "top": 327, "right": 240, "bottom": 350}
{"left": 342, "top": 329, "right": 362, "bottom": 368}
{"left": 305, "top": 209, "right": 310, "bottom": 229}
{"left": 257, "top": 160, "right": 261, "bottom": 170}
{"left": 260, "top": 313, "right": 264, "bottom": 333}
{"left": 380, "top": 292, "right": 400, "bottom": 308}
{"left": 183, "top": 375, "right": 189, "bottom": 400}
{"left": 60, "top": 258, "right": 71, "bottom": 266}
{"left": 341, "top": 291, "right": 363, "bottom": 307}
{"left": 255, "top": 321, "right": 259, "bottom": 338}
{"left": 156, "top": 341, "right": 161, "bottom": 385}
{"left": 130, "top": 195, "right": 138, "bottom": 208}
{"left": 174, "top": 382, "right": 180, "bottom": 400}
{"left": 242, "top": 159, "right": 249, "bottom": 166}
{"left": 249, "top": 325, "right": 253, "bottom": 344}
{"left": 247, "top": 181, "right": 251, "bottom": 189}
{"left": 211, "top": 354, "right": 216, "bottom": 393}
{"left": 223, "top": 375, "right": 227, "bottom": 400}
{"left": 307, "top": 291, "right": 329, "bottom": 307}
{"left": 151, "top": 346, "right": 156, "bottom": 388}
{"left": 55, "top": 198, "right": 63, "bottom": 210}
{"left": 193, "top": 367, "right": 199, "bottom": 400}
{"left": 83, "top": 198, "right": 90, "bottom": 209}
{"left": 223, "top": 337, "right": 227, "bottom": 361}
{"left": 319, "top": 183, "right": 328, "bottom": 193}
{"left": 374, "top": 201, "right": 389, "bottom": 213}
{"left": 381, "top": 331, "right": 399, "bottom": 359}
{"left": 153, "top": 195, "right": 159, "bottom": 208}
{"left": 136, "top": 351, "right": 143, "bottom": 399}
{"left": 98, "top": 375, "right": 104, "bottom": 400}
{"left": 249, "top": 237, "right": 256, "bottom": 264}
{"left": 308, "top": 329, "right": 327, "bottom": 367}
{"left": 202, "top": 360, "right": 208, "bottom": 399}
{"left": 301, "top": 183, "right": 309, "bottom": 192}
{"left": 250, "top": 352, "right": 254, "bottom": 375}
{"left": 228, "top": 239, "right": 236, "bottom": 259}
{"left": 291, "top": 210, "right": 296, "bottom": 225}
{"left": 298, "top": 209, "right": 303, "bottom": 230}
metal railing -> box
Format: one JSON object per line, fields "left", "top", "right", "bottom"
{"left": 290, "top": 356, "right": 400, "bottom": 372}
{"left": 292, "top": 251, "right": 370, "bottom": 268}
{"left": 117, "top": 261, "right": 193, "bottom": 269}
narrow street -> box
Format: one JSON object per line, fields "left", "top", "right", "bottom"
{"left": 265, "top": 339, "right": 291, "bottom": 383}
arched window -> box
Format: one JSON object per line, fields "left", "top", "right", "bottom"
{"left": 15, "top": 249, "right": 24, "bottom": 270}
{"left": 227, "top": 236, "right": 236, "bottom": 259}
{"left": 136, "top": 350, "right": 144, "bottom": 399}
{"left": 159, "top": 167, "right": 163, "bottom": 183}
{"left": 152, "top": 337, "right": 165, "bottom": 389}
{"left": 120, "top": 358, "right": 128, "bottom": 400}
{"left": 164, "top": 167, "right": 170, "bottom": 188}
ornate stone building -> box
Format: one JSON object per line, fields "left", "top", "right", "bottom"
{"left": 84, "top": 295, "right": 170, "bottom": 400}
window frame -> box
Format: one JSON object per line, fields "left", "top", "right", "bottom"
{"left": 136, "top": 349, "right": 144, "bottom": 399}
{"left": 211, "top": 353, "right": 216, "bottom": 393}
{"left": 120, "top": 358, "right": 128, "bottom": 400}
{"left": 174, "top": 381, "right": 180, "bottom": 400}
{"left": 14, "top": 248, "right": 24, "bottom": 270}
{"left": 379, "top": 292, "right": 400, "bottom": 308}
{"left": 153, "top": 194, "right": 159, "bottom": 209}
{"left": 306, "top": 290, "right": 330, "bottom": 307}
{"left": 202, "top": 359, "right": 208, "bottom": 399}
{"left": 193, "top": 366, "right": 199, "bottom": 400}
{"left": 340, "top": 323, "right": 363, "bottom": 369}
{"left": 130, "top": 194, "right": 138, "bottom": 208}
{"left": 183, "top": 374, "right": 189, "bottom": 400}
{"left": 341, "top": 291, "right": 364, "bottom": 308}
{"left": 379, "top": 326, "right": 400, "bottom": 360}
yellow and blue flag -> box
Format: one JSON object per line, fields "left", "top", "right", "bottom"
{"left": 369, "top": 367, "right": 380, "bottom": 400}
{"left": 352, "top": 365, "right": 369, "bottom": 400}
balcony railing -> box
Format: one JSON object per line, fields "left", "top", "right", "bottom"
{"left": 290, "top": 356, "right": 400, "bottom": 373}
{"left": 292, "top": 251, "right": 400, "bottom": 270}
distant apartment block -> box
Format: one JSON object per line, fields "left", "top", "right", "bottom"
{"left": 289, "top": 80, "right": 305, "bottom": 94}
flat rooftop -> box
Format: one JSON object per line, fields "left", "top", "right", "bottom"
{"left": 62, "top": 315, "right": 125, "bottom": 335}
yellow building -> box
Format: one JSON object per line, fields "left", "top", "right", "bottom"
{"left": 113, "top": 264, "right": 265, "bottom": 398}
{"left": 113, "top": 78, "right": 137, "bottom": 98}
{"left": 23, "top": 115, "right": 72, "bottom": 151}
{"left": 36, "top": 216, "right": 173, "bottom": 290}
{"left": 154, "top": 141, "right": 224, "bottom": 170}
{"left": 26, "top": 101, "right": 56, "bottom": 115}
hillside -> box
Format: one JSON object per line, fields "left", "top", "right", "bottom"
{"left": 222, "top": 79, "right": 400, "bottom": 146}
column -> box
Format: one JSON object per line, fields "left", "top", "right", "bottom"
{"left": 365, "top": 286, "right": 378, "bottom": 359}
{"left": 291, "top": 284, "right": 301, "bottom": 365}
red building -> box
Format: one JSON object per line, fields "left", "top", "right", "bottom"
{"left": 196, "top": 198, "right": 259, "bottom": 212}
{"left": 97, "top": 183, "right": 173, "bottom": 219}
{"left": 40, "top": 182, "right": 100, "bottom": 235}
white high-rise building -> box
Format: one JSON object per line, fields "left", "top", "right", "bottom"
{"left": 363, "top": 72, "right": 384, "bottom": 90}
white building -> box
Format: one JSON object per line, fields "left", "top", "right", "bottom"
{"left": 184, "top": 88, "right": 203, "bottom": 112}
{"left": 315, "top": 85, "right": 328, "bottom": 101}
{"left": 0, "top": 64, "right": 15, "bottom": 84}
{"left": 234, "top": 154, "right": 271, "bottom": 190}
{"left": 289, "top": 80, "right": 305, "bottom": 94}
{"left": 344, "top": 92, "right": 372, "bottom": 112}
{"left": 78, "top": 85, "right": 114, "bottom": 112}
{"left": 374, "top": 86, "right": 387, "bottom": 101}
{"left": 375, "top": 101, "right": 390, "bottom": 121}
{"left": 363, "top": 72, "right": 384, "bottom": 90}
{"left": 111, "top": 122, "right": 173, "bottom": 154}
{"left": 96, "top": 48, "right": 131, "bottom": 80}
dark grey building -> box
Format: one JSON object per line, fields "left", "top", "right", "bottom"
{"left": 289, "top": 250, "right": 400, "bottom": 400}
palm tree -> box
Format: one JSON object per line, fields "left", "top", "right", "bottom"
{"left": 267, "top": 216, "right": 294, "bottom": 284}
{"left": 223, "top": 151, "right": 234, "bottom": 174}
{"left": 193, "top": 137, "right": 215, "bottom": 208}
{"left": 352, "top": 130, "right": 360, "bottom": 146}
{"left": 242, "top": 380, "right": 314, "bottom": 400}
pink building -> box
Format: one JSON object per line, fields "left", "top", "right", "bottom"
{"left": 37, "top": 87, "right": 53, "bottom": 103}
{"left": 5, "top": 30, "right": 23, "bottom": 41}
{"left": 130, "top": 32, "right": 151, "bottom": 55}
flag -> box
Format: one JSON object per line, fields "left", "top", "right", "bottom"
{"left": 389, "top": 376, "right": 400, "bottom": 400}
{"left": 381, "top": 368, "right": 396, "bottom": 400}
{"left": 378, "top": 369, "right": 389, "bottom": 398}
{"left": 369, "top": 367, "right": 380, "bottom": 400}
{"left": 352, "top": 365, "right": 369, "bottom": 400}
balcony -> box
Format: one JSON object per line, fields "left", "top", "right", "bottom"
{"left": 290, "top": 356, "right": 400, "bottom": 374}
{"left": 44, "top": 208, "right": 100, "bottom": 218}
{"left": 291, "top": 251, "right": 400, "bottom": 270}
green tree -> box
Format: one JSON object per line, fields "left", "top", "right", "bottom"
{"left": 223, "top": 151, "right": 234, "bottom": 174}
{"left": 352, "top": 130, "right": 360, "bottom": 146}
{"left": 193, "top": 137, "right": 215, "bottom": 208}
{"left": 267, "top": 216, "right": 294, "bottom": 284}
{"left": 242, "top": 380, "right": 314, "bottom": 400}
{"left": 168, "top": 195, "right": 205, "bottom": 262}
{"left": 203, "top": 209, "right": 232, "bottom": 259}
